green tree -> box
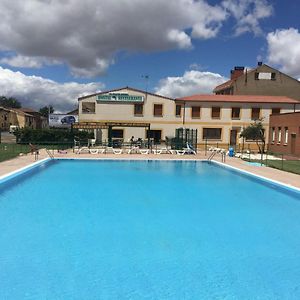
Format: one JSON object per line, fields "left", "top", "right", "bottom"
{"left": 0, "top": 96, "right": 22, "bottom": 108}
{"left": 39, "top": 105, "right": 54, "bottom": 118}
{"left": 240, "top": 119, "right": 266, "bottom": 154}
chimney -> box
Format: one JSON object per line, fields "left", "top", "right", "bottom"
{"left": 230, "top": 66, "right": 245, "bottom": 80}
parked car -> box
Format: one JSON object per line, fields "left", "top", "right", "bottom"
{"left": 61, "top": 116, "right": 76, "bottom": 124}
{"left": 9, "top": 125, "right": 19, "bottom": 134}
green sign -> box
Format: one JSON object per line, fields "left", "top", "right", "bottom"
{"left": 97, "top": 93, "right": 144, "bottom": 102}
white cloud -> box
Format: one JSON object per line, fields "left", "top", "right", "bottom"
{"left": 0, "top": 67, "right": 103, "bottom": 112}
{"left": 0, "top": 0, "right": 272, "bottom": 77}
{"left": 267, "top": 28, "right": 300, "bottom": 78}
{"left": 191, "top": 1, "right": 227, "bottom": 39}
{"left": 155, "top": 70, "right": 228, "bottom": 98}
{"left": 0, "top": 54, "right": 61, "bottom": 69}
{"left": 222, "top": 0, "right": 273, "bottom": 36}
{"left": 167, "top": 30, "right": 192, "bottom": 49}
{"left": 0, "top": 55, "right": 44, "bottom": 68}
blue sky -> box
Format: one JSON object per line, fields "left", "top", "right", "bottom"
{"left": 0, "top": 0, "right": 299, "bottom": 111}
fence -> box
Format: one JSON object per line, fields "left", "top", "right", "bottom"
{"left": 0, "top": 143, "right": 31, "bottom": 162}
{"left": 237, "top": 150, "right": 300, "bottom": 175}
{"left": 0, "top": 140, "right": 299, "bottom": 175}
{"left": 0, "top": 142, "right": 73, "bottom": 163}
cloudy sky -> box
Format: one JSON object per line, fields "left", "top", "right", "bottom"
{"left": 0, "top": 0, "right": 299, "bottom": 111}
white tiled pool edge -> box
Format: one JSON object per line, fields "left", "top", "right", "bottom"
{"left": 0, "top": 158, "right": 51, "bottom": 184}
{"left": 212, "top": 160, "right": 300, "bottom": 193}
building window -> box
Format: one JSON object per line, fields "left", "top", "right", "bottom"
{"left": 175, "top": 104, "right": 182, "bottom": 117}
{"left": 284, "top": 127, "right": 288, "bottom": 144}
{"left": 134, "top": 104, "right": 143, "bottom": 116}
{"left": 278, "top": 127, "right": 282, "bottom": 144}
{"left": 203, "top": 128, "right": 222, "bottom": 140}
{"left": 82, "top": 102, "right": 95, "bottom": 113}
{"left": 211, "top": 107, "right": 221, "bottom": 119}
{"left": 111, "top": 129, "right": 123, "bottom": 139}
{"left": 191, "top": 106, "right": 201, "bottom": 119}
{"left": 271, "top": 127, "right": 275, "bottom": 143}
{"left": 272, "top": 108, "right": 281, "bottom": 115}
{"left": 153, "top": 104, "right": 163, "bottom": 117}
{"left": 251, "top": 108, "right": 260, "bottom": 120}
{"left": 231, "top": 107, "right": 241, "bottom": 119}
{"left": 255, "top": 72, "right": 275, "bottom": 80}
{"left": 271, "top": 72, "right": 276, "bottom": 80}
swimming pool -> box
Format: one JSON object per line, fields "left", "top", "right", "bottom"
{"left": 1, "top": 159, "right": 300, "bottom": 299}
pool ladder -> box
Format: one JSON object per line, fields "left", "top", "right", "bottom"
{"left": 208, "top": 150, "right": 226, "bottom": 163}
{"left": 46, "top": 149, "right": 54, "bottom": 159}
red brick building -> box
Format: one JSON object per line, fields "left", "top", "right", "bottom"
{"left": 268, "top": 112, "right": 300, "bottom": 156}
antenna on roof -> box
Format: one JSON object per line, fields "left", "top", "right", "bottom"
{"left": 142, "top": 75, "right": 149, "bottom": 94}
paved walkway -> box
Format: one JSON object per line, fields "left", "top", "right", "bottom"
{"left": 0, "top": 149, "right": 299, "bottom": 189}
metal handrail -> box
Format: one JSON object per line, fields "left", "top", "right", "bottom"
{"left": 45, "top": 148, "right": 54, "bottom": 159}
{"left": 208, "top": 150, "right": 226, "bottom": 162}
{"left": 208, "top": 151, "right": 217, "bottom": 160}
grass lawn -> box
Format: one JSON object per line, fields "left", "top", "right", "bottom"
{"left": 0, "top": 144, "right": 31, "bottom": 162}
{"left": 246, "top": 158, "right": 300, "bottom": 175}
{"left": 265, "top": 159, "right": 300, "bottom": 175}
{"left": 0, "top": 143, "right": 73, "bottom": 162}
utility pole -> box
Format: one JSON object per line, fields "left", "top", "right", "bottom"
{"left": 142, "top": 75, "right": 149, "bottom": 103}
{"left": 142, "top": 75, "right": 149, "bottom": 93}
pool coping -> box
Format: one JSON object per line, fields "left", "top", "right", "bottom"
{"left": 210, "top": 160, "right": 300, "bottom": 193}
{"left": 0, "top": 157, "right": 299, "bottom": 194}
{"left": 0, "top": 157, "right": 51, "bottom": 185}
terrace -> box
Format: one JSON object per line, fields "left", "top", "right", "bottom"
{"left": 1, "top": 147, "right": 300, "bottom": 189}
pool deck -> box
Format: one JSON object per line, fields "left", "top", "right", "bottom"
{"left": 0, "top": 149, "right": 300, "bottom": 189}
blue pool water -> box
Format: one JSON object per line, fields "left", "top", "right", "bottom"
{"left": 1, "top": 159, "right": 300, "bottom": 299}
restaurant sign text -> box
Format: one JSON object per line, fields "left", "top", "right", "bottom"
{"left": 97, "top": 93, "right": 144, "bottom": 102}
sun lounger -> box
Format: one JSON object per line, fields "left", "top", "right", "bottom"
{"left": 76, "top": 146, "right": 90, "bottom": 154}
{"left": 182, "top": 143, "right": 196, "bottom": 155}
{"left": 105, "top": 147, "right": 114, "bottom": 153}
{"left": 176, "top": 150, "right": 185, "bottom": 155}
{"left": 58, "top": 149, "right": 68, "bottom": 154}
{"left": 89, "top": 148, "right": 105, "bottom": 154}
{"left": 113, "top": 149, "right": 123, "bottom": 154}
{"left": 140, "top": 149, "right": 150, "bottom": 154}
{"left": 128, "top": 146, "right": 140, "bottom": 154}
{"left": 152, "top": 149, "right": 162, "bottom": 154}
{"left": 160, "top": 147, "right": 171, "bottom": 154}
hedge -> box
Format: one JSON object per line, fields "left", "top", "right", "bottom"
{"left": 14, "top": 128, "right": 94, "bottom": 144}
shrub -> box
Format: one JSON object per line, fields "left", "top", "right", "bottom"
{"left": 14, "top": 128, "right": 93, "bottom": 144}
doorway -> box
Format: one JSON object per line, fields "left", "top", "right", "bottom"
{"left": 146, "top": 130, "right": 162, "bottom": 144}
{"left": 230, "top": 129, "right": 238, "bottom": 146}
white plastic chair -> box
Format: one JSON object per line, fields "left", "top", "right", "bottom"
{"left": 88, "top": 139, "right": 96, "bottom": 147}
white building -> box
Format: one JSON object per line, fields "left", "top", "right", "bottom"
{"left": 76, "top": 87, "right": 299, "bottom": 149}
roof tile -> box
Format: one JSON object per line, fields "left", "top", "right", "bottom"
{"left": 177, "top": 94, "right": 300, "bottom": 104}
